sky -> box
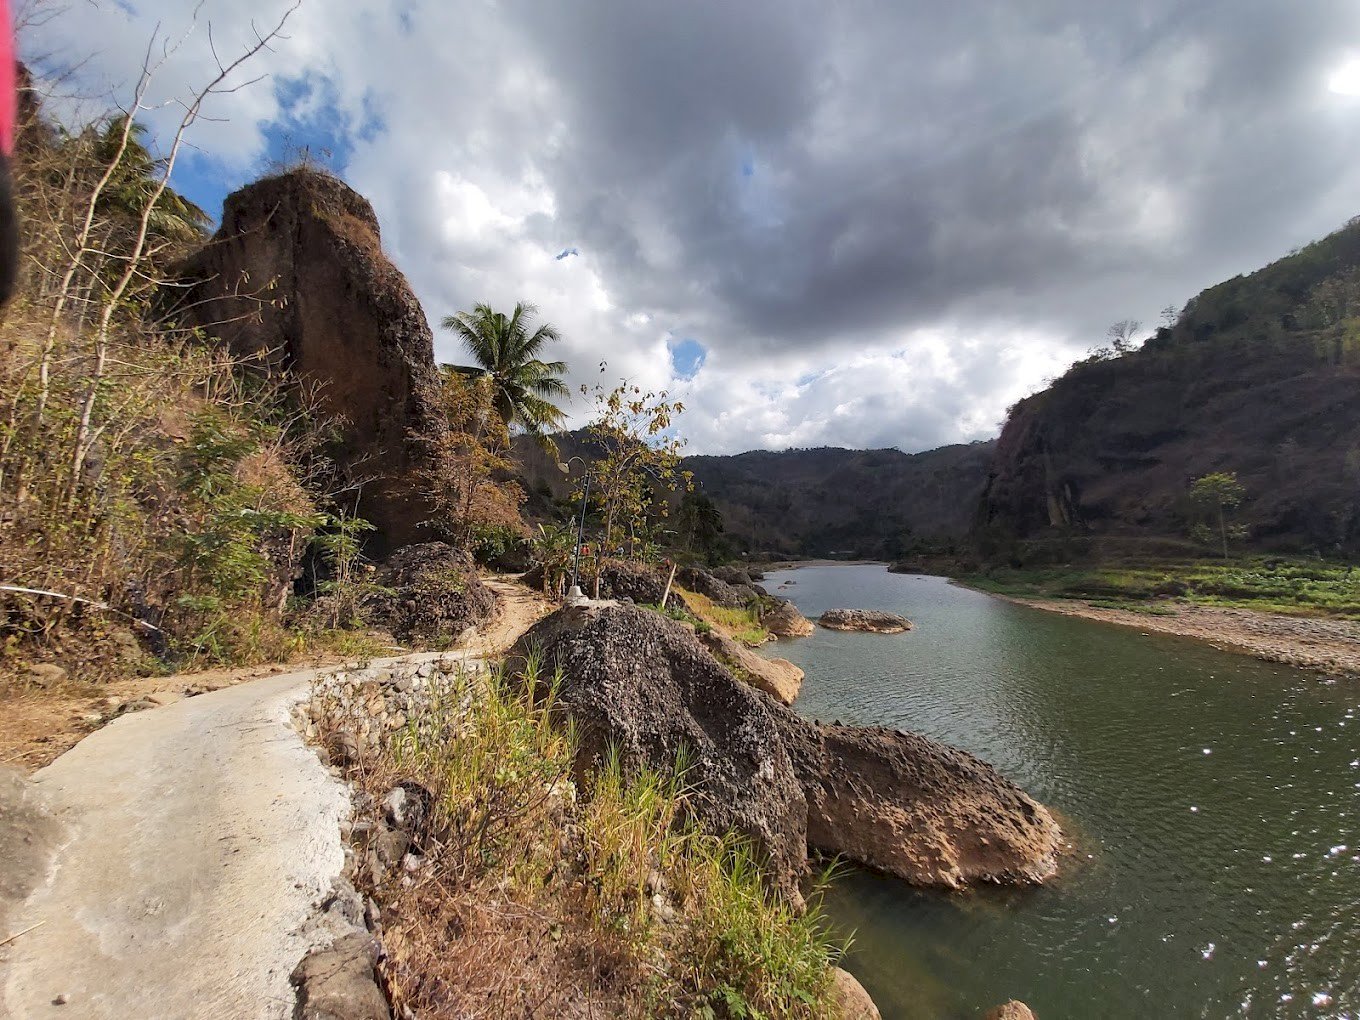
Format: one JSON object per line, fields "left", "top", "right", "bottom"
{"left": 22, "top": 0, "right": 1360, "bottom": 455}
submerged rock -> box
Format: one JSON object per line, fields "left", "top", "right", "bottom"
{"left": 819, "top": 609, "right": 913, "bottom": 634}
{"left": 773, "top": 717, "right": 1062, "bottom": 888}
{"left": 829, "top": 968, "right": 882, "bottom": 1020}
{"left": 984, "top": 1002, "right": 1038, "bottom": 1020}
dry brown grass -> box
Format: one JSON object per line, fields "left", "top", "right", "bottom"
{"left": 331, "top": 660, "right": 845, "bottom": 1019}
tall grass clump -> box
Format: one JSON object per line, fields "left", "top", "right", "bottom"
{"left": 358, "top": 656, "right": 846, "bottom": 1018}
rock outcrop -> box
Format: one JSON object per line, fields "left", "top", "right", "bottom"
{"left": 829, "top": 968, "right": 882, "bottom": 1020}
{"left": 761, "top": 597, "right": 815, "bottom": 638}
{"left": 772, "top": 718, "right": 1062, "bottom": 888}
{"left": 819, "top": 609, "right": 913, "bottom": 634}
{"left": 290, "top": 933, "right": 390, "bottom": 1020}
{"left": 509, "top": 604, "right": 1061, "bottom": 895}
{"left": 593, "top": 559, "right": 687, "bottom": 610}
{"left": 364, "top": 543, "right": 494, "bottom": 645}
{"left": 676, "top": 565, "right": 751, "bottom": 608}
{"left": 696, "top": 628, "right": 803, "bottom": 705}
{"left": 984, "top": 1001, "right": 1038, "bottom": 1020}
{"left": 507, "top": 604, "right": 810, "bottom": 898}
{"left": 176, "top": 169, "right": 440, "bottom": 550}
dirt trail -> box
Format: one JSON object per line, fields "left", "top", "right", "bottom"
{"left": 476, "top": 574, "right": 555, "bottom": 656}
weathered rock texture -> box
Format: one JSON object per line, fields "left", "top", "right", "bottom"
{"left": 508, "top": 605, "right": 810, "bottom": 897}
{"left": 761, "top": 597, "right": 815, "bottom": 638}
{"left": 290, "top": 932, "right": 390, "bottom": 1020}
{"left": 364, "top": 543, "right": 494, "bottom": 645}
{"left": 984, "top": 1001, "right": 1038, "bottom": 1020}
{"left": 593, "top": 559, "right": 687, "bottom": 610}
{"left": 302, "top": 655, "right": 474, "bottom": 768}
{"left": 177, "top": 169, "right": 440, "bottom": 549}
{"left": 696, "top": 628, "right": 803, "bottom": 705}
{"left": 510, "top": 605, "right": 1061, "bottom": 894}
{"left": 773, "top": 719, "right": 1062, "bottom": 888}
{"left": 819, "top": 609, "right": 913, "bottom": 634}
{"left": 829, "top": 968, "right": 882, "bottom": 1020}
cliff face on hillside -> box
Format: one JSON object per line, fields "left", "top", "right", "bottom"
{"left": 177, "top": 169, "right": 441, "bottom": 550}
{"left": 515, "top": 434, "right": 994, "bottom": 558}
{"left": 978, "top": 218, "right": 1360, "bottom": 559}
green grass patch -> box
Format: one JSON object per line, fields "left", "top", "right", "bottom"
{"left": 964, "top": 556, "right": 1360, "bottom": 618}
{"left": 679, "top": 588, "right": 772, "bottom": 646}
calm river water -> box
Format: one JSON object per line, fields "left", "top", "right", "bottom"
{"left": 761, "top": 565, "right": 1360, "bottom": 1020}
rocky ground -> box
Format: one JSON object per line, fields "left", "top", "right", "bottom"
{"left": 1005, "top": 597, "right": 1360, "bottom": 677}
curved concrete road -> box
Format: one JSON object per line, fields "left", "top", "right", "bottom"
{"left": 0, "top": 654, "right": 458, "bottom": 1019}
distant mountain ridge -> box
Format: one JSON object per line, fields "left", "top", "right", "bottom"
{"left": 513, "top": 433, "right": 995, "bottom": 559}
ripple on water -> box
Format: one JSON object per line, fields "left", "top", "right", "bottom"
{"left": 763, "top": 566, "right": 1360, "bottom": 1020}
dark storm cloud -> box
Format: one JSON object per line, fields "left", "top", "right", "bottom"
{"left": 505, "top": 0, "right": 1360, "bottom": 358}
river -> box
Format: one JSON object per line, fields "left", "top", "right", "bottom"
{"left": 761, "top": 565, "right": 1359, "bottom": 1020}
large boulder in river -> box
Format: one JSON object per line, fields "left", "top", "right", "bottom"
{"left": 507, "top": 604, "right": 809, "bottom": 898}
{"left": 771, "top": 715, "right": 1062, "bottom": 888}
{"left": 760, "top": 597, "right": 814, "bottom": 638}
{"left": 696, "top": 628, "right": 803, "bottom": 705}
{"left": 509, "top": 603, "right": 1062, "bottom": 896}
{"left": 176, "top": 169, "right": 441, "bottom": 550}
{"left": 819, "top": 609, "right": 913, "bottom": 634}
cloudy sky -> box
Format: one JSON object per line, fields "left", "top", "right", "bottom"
{"left": 23, "top": 0, "right": 1360, "bottom": 454}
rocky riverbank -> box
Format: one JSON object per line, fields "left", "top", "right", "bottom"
{"left": 998, "top": 595, "right": 1360, "bottom": 677}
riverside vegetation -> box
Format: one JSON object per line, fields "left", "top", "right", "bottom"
{"left": 331, "top": 656, "right": 846, "bottom": 1018}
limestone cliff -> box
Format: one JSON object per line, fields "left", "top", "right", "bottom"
{"left": 177, "top": 169, "right": 440, "bottom": 549}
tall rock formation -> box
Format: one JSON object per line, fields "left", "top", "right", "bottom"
{"left": 177, "top": 169, "right": 440, "bottom": 549}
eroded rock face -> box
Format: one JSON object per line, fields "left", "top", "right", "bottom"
{"left": 177, "top": 169, "right": 440, "bottom": 549}
{"left": 761, "top": 597, "right": 815, "bottom": 639}
{"left": 819, "top": 609, "right": 913, "bottom": 634}
{"left": 696, "top": 628, "right": 803, "bottom": 705}
{"left": 507, "top": 604, "right": 809, "bottom": 897}
{"left": 772, "top": 717, "right": 1062, "bottom": 888}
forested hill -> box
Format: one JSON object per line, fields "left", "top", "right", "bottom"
{"left": 977, "top": 216, "right": 1360, "bottom": 561}
{"left": 514, "top": 434, "right": 995, "bottom": 559}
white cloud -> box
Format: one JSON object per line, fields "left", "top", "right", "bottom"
{"left": 23, "top": 0, "right": 1360, "bottom": 455}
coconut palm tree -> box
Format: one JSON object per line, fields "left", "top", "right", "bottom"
{"left": 440, "top": 302, "right": 569, "bottom": 445}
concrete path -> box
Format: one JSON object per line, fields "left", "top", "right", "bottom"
{"left": 0, "top": 652, "right": 461, "bottom": 1020}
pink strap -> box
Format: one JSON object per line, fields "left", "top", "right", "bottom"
{"left": 0, "top": 0, "right": 13, "bottom": 157}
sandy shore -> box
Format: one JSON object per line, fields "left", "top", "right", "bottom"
{"left": 1002, "top": 596, "right": 1360, "bottom": 677}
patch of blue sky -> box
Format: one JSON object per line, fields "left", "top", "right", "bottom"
{"left": 667, "top": 337, "right": 707, "bottom": 380}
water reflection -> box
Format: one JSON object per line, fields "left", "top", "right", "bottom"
{"left": 764, "top": 567, "right": 1360, "bottom": 1020}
